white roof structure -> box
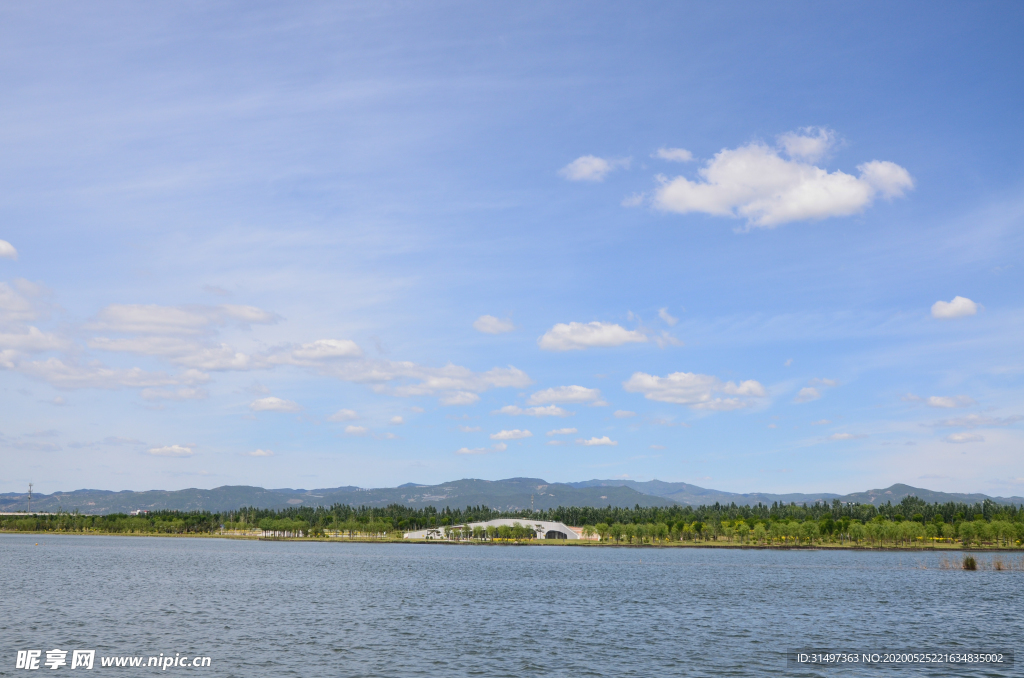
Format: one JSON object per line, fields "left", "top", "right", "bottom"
{"left": 404, "top": 518, "right": 579, "bottom": 540}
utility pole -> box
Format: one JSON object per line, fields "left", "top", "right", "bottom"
{"left": 531, "top": 494, "right": 534, "bottom": 513}
{"left": 28, "top": 483, "right": 33, "bottom": 513}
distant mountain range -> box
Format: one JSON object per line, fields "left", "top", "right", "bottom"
{"left": 1, "top": 478, "right": 1020, "bottom": 515}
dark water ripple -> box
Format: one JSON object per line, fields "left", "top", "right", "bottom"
{"left": 0, "top": 535, "right": 1019, "bottom": 677}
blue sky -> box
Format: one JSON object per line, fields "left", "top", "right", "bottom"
{"left": 2, "top": 2, "right": 1023, "bottom": 496}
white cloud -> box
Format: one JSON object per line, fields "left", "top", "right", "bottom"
{"left": 344, "top": 425, "right": 369, "bottom": 436}
{"left": 795, "top": 387, "right": 821, "bottom": 403}
{"left": 932, "top": 414, "right": 1022, "bottom": 428}
{"left": 811, "top": 419, "right": 832, "bottom": 425}
{"left": 828, "top": 433, "right": 866, "bottom": 441}
{"left": 658, "top": 308, "right": 679, "bottom": 326}
{"left": 650, "top": 444, "right": 666, "bottom": 450}
{"left": 945, "top": 432, "right": 984, "bottom": 444}
{"left": 439, "top": 391, "right": 480, "bottom": 406}
{"left": 931, "top": 296, "right": 978, "bottom": 319}
{"left": 654, "top": 148, "right": 694, "bottom": 162}
{"left": 16, "top": 358, "right": 206, "bottom": 390}
{"left": 457, "top": 425, "right": 481, "bottom": 432}
{"left": 784, "top": 358, "right": 793, "bottom": 367}
{"left": 219, "top": 305, "right": 278, "bottom": 324}
{"left": 102, "top": 301, "right": 230, "bottom": 331}
{"left": 902, "top": 393, "right": 923, "bottom": 402}
{"left": 148, "top": 444, "right": 195, "bottom": 457}
{"left": 538, "top": 322, "right": 647, "bottom": 351}
{"left": 546, "top": 428, "right": 578, "bottom": 436}
{"left": 288, "top": 339, "right": 362, "bottom": 360}
{"left": 546, "top": 440, "right": 564, "bottom": 446}
{"left": 0, "top": 326, "right": 69, "bottom": 352}
{"left": 328, "top": 409, "right": 359, "bottom": 421}
{"left": 455, "top": 442, "right": 507, "bottom": 455}
{"left": 0, "top": 240, "right": 17, "bottom": 260}
{"left": 577, "top": 436, "right": 617, "bottom": 446}
{"left": 490, "top": 429, "right": 533, "bottom": 440}
{"left": 390, "top": 416, "right": 404, "bottom": 425}
{"left": 0, "top": 282, "right": 39, "bottom": 323}
{"left": 622, "top": 371, "right": 766, "bottom": 410}
{"left": 651, "top": 130, "right": 913, "bottom": 227}
{"left": 613, "top": 410, "right": 636, "bottom": 418}
{"left": 473, "top": 315, "right": 515, "bottom": 334}
{"left": 527, "top": 385, "right": 602, "bottom": 405}
{"left": 927, "top": 395, "right": 975, "bottom": 409}
{"left": 776, "top": 127, "right": 835, "bottom": 162}
{"left": 493, "top": 405, "right": 572, "bottom": 417}
{"left": 87, "top": 304, "right": 219, "bottom": 335}
{"left": 810, "top": 378, "right": 838, "bottom": 387}
{"left": 559, "top": 155, "right": 628, "bottom": 182}
{"left": 140, "top": 387, "right": 208, "bottom": 401}
{"left": 246, "top": 449, "right": 274, "bottom": 457}
{"left": 249, "top": 397, "right": 301, "bottom": 413}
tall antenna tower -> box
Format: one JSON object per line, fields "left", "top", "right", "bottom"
{"left": 28, "top": 483, "right": 33, "bottom": 513}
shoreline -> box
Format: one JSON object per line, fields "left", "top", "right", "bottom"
{"left": 2, "top": 530, "right": 1022, "bottom": 552}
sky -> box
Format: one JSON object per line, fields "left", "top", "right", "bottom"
{"left": 1, "top": 2, "right": 1023, "bottom": 496}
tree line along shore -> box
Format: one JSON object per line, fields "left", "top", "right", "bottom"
{"left": 2, "top": 495, "right": 1023, "bottom": 549}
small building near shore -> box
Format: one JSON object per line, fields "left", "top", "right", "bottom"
{"left": 404, "top": 518, "right": 580, "bottom": 540}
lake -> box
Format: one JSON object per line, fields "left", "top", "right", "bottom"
{"left": 1, "top": 534, "right": 1018, "bottom": 676}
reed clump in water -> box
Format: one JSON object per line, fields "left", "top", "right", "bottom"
{"left": 962, "top": 555, "right": 977, "bottom": 570}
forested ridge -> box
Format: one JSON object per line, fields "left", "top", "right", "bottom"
{"left": 3, "top": 495, "right": 1022, "bottom": 547}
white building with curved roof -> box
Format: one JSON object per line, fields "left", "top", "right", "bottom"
{"left": 404, "top": 518, "right": 580, "bottom": 540}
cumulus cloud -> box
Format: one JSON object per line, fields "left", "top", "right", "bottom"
{"left": 0, "top": 281, "right": 41, "bottom": 323}
{"left": 473, "top": 315, "right": 515, "bottom": 334}
{"left": 559, "top": 155, "right": 628, "bottom": 182}
{"left": 455, "top": 442, "right": 507, "bottom": 455}
{"left": 613, "top": 410, "right": 636, "bottom": 418}
{"left": 493, "top": 405, "right": 572, "bottom": 417}
{"left": 246, "top": 449, "right": 274, "bottom": 457}
{"left": 0, "top": 240, "right": 17, "bottom": 260}
{"left": 528, "top": 385, "right": 602, "bottom": 405}
{"left": 927, "top": 395, "right": 975, "bottom": 409}
{"left": 828, "top": 433, "right": 866, "bottom": 441}
{"left": 931, "top": 296, "right": 978, "bottom": 319}
{"left": 328, "top": 409, "right": 359, "bottom": 421}
{"left": 577, "top": 436, "right": 617, "bottom": 446}
{"left": 546, "top": 428, "right": 577, "bottom": 436}
{"left": 288, "top": 339, "right": 362, "bottom": 360}
{"left": 931, "top": 414, "right": 1022, "bottom": 428}
{"left": 776, "top": 127, "right": 836, "bottom": 162}
{"left": 148, "top": 444, "right": 195, "bottom": 457}
{"left": 651, "top": 129, "right": 913, "bottom": 227}
{"left": 945, "top": 432, "right": 984, "bottom": 444}
{"left": 87, "top": 303, "right": 277, "bottom": 335}
{"left": 490, "top": 429, "right": 533, "bottom": 440}
{"left": 16, "top": 358, "right": 206, "bottom": 391}
{"left": 0, "top": 326, "right": 69, "bottom": 353}
{"left": 390, "top": 416, "right": 404, "bottom": 425}
{"left": 344, "top": 425, "right": 369, "bottom": 436}
{"left": 794, "top": 378, "right": 837, "bottom": 403}
{"left": 653, "top": 148, "right": 694, "bottom": 162}
{"left": 795, "top": 387, "right": 821, "bottom": 403}
{"left": 249, "top": 397, "right": 301, "bottom": 413}
{"left": 658, "top": 308, "right": 679, "bottom": 326}
{"left": 140, "top": 387, "right": 208, "bottom": 401}
{"left": 622, "top": 371, "right": 766, "bottom": 410}
{"left": 538, "top": 322, "right": 647, "bottom": 351}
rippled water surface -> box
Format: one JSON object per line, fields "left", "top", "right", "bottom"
{"left": 1, "top": 534, "right": 1019, "bottom": 677}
